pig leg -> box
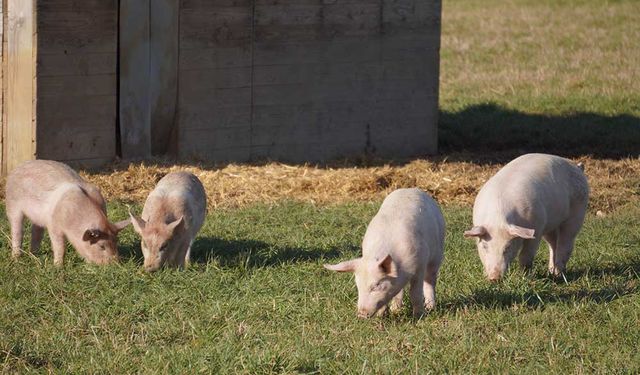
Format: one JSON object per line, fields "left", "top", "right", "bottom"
{"left": 30, "top": 225, "right": 45, "bottom": 254}
{"left": 543, "top": 230, "right": 558, "bottom": 275}
{"left": 518, "top": 237, "right": 542, "bottom": 271}
{"left": 50, "top": 230, "right": 66, "bottom": 267}
{"left": 8, "top": 211, "right": 25, "bottom": 258}
{"left": 551, "top": 219, "right": 583, "bottom": 276}
{"left": 423, "top": 262, "right": 440, "bottom": 310}
{"left": 389, "top": 289, "right": 404, "bottom": 313}
{"left": 184, "top": 240, "right": 193, "bottom": 268}
{"left": 409, "top": 272, "right": 426, "bottom": 318}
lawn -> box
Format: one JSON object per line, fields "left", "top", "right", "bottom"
{"left": 2, "top": 0, "right": 640, "bottom": 373}
{"left": 1, "top": 202, "right": 639, "bottom": 373}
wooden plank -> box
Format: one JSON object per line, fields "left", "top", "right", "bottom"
{"left": 119, "top": 0, "right": 151, "bottom": 159}
{"left": 179, "top": 127, "right": 251, "bottom": 162}
{"left": 37, "top": 126, "right": 115, "bottom": 161}
{"left": 38, "top": 95, "right": 116, "bottom": 123}
{"left": 3, "top": 0, "right": 36, "bottom": 173}
{"left": 38, "top": 0, "right": 117, "bottom": 12}
{"left": 179, "top": 7, "right": 251, "bottom": 50}
{"left": 37, "top": 10, "right": 117, "bottom": 55}
{"left": 179, "top": 46, "right": 251, "bottom": 70}
{"left": 150, "top": 0, "right": 179, "bottom": 155}
{"left": 38, "top": 74, "right": 116, "bottom": 97}
{"left": 38, "top": 52, "right": 116, "bottom": 77}
{"left": 0, "top": 0, "right": 4, "bottom": 170}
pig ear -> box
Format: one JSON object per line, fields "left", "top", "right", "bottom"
{"left": 82, "top": 229, "right": 104, "bottom": 244}
{"left": 507, "top": 224, "right": 535, "bottom": 239}
{"left": 112, "top": 218, "right": 131, "bottom": 233}
{"left": 323, "top": 258, "right": 360, "bottom": 273}
{"left": 167, "top": 216, "right": 185, "bottom": 233}
{"left": 464, "top": 226, "right": 486, "bottom": 238}
{"left": 129, "top": 210, "right": 146, "bottom": 233}
{"left": 378, "top": 254, "right": 397, "bottom": 276}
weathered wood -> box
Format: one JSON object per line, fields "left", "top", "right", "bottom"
{"left": 177, "top": 1, "right": 253, "bottom": 161}
{"left": 119, "top": 0, "right": 151, "bottom": 159}
{"left": 179, "top": 6, "right": 251, "bottom": 50}
{"left": 150, "top": 0, "right": 179, "bottom": 155}
{"left": 37, "top": 126, "right": 114, "bottom": 161}
{"left": 3, "top": 0, "right": 36, "bottom": 173}
{"left": 37, "top": 10, "right": 116, "bottom": 55}
{"left": 0, "top": 1, "right": 4, "bottom": 169}
{"left": 34, "top": 0, "right": 117, "bottom": 164}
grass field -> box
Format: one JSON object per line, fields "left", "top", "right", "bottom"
{"left": 2, "top": 0, "right": 640, "bottom": 373}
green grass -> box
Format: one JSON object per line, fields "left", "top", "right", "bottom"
{"left": 1, "top": 202, "right": 639, "bottom": 373}
{"left": 438, "top": 0, "right": 640, "bottom": 157}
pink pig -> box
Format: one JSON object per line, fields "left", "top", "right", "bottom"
{"left": 464, "top": 153, "right": 589, "bottom": 280}
{"left": 5, "top": 160, "right": 130, "bottom": 266}
{"left": 324, "top": 188, "right": 445, "bottom": 318}
{"left": 129, "top": 172, "right": 206, "bottom": 272}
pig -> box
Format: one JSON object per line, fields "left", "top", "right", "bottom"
{"left": 5, "top": 160, "right": 130, "bottom": 266}
{"left": 129, "top": 171, "right": 206, "bottom": 272}
{"left": 324, "top": 188, "right": 445, "bottom": 318}
{"left": 464, "top": 153, "right": 589, "bottom": 281}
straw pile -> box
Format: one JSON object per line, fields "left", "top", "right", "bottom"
{"left": 74, "top": 155, "right": 639, "bottom": 213}
{"left": 0, "top": 155, "right": 635, "bottom": 213}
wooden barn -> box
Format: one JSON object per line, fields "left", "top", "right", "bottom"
{"left": 0, "top": 0, "right": 441, "bottom": 174}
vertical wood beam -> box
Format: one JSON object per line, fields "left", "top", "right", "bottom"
{"left": 119, "top": 0, "right": 151, "bottom": 159}
{"left": 150, "top": 0, "right": 179, "bottom": 156}
{"left": 3, "top": 0, "right": 36, "bottom": 173}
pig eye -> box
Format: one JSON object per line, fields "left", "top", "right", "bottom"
{"left": 159, "top": 242, "right": 169, "bottom": 252}
{"left": 370, "top": 282, "right": 385, "bottom": 292}
{"left": 99, "top": 244, "right": 106, "bottom": 251}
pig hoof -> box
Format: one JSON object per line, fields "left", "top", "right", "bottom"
{"left": 549, "top": 267, "right": 565, "bottom": 278}
{"left": 11, "top": 249, "right": 22, "bottom": 258}
{"left": 424, "top": 301, "right": 436, "bottom": 311}
{"left": 412, "top": 311, "right": 426, "bottom": 320}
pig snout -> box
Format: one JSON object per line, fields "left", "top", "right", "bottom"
{"left": 357, "top": 309, "right": 374, "bottom": 319}
{"left": 486, "top": 267, "right": 505, "bottom": 282}
{"left": 144, "top": 262, "right": 161, "bottom": 272}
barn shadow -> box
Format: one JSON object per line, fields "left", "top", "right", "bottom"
{"left": 442, "top": 258, "right": 640, "bottom": 311}
{"left": 437, "top": 103, "right": 640, "bottom": 164}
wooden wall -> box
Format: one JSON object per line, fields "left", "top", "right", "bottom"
{"left": 1, "top": 0, "right": 440, "bottom": 172}
{"left": 35, "top": 0, "right": 118, "bottom": 167}
{"left": 178, "top": 0, "right": 441, "bottom": 162}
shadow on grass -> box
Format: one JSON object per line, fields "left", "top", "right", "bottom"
{"left": 190, "top": 237, "right": 343, "bottom": 268}
{"left": 438, "top": 103, "right": 640, "bottom": 163}
{"left": 117, "top": 237, "right": 345, "bottom": 269}
{"left": 444, "top": 259, "right": 640, "bottom": 311}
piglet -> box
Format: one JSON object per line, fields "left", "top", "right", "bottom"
{"left": 464, "top": 153, "right": 589, "bottom": 280}
{"left": 129, "top": 171, "right": 206, "bottom": 272}
{"left": 5, "top": 160, "right": 130, "bottom": 266}
{"left": 324, "top": 188, "right": 445, "bottom": 318}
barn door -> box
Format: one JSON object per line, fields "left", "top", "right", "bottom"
{"left": 118, "top": 0, "right": 179, "bottom": 159}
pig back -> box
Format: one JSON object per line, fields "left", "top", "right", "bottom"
{"left": 5, "top": 160, "right": 102, "bottom": 220}
{"left": 474, "top": 154, "right": 588, "bottom": 229}
{"left": 364, "top": 188, "right": 445, "bottom": 266}
{"left": 144, "top": 172, "right": 207, "bottom": 237}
